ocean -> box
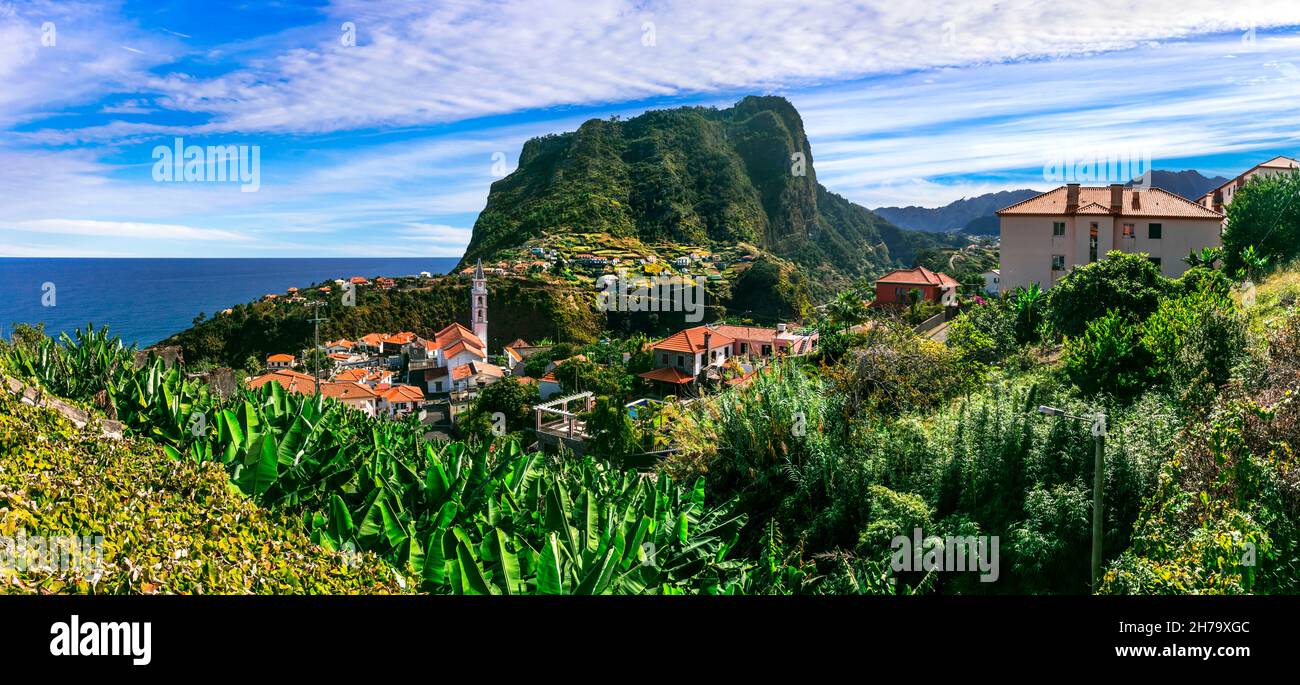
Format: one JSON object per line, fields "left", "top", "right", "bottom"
{"left": 0, "top": 258, "right": 461, "bottom": 346}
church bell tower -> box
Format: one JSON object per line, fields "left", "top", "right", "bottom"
{"left": 471, "top": 258, "right": 488, "bottom": 348}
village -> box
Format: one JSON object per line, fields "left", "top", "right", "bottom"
{"left": 242, "top": 155, "right": 1294, "bottom": 455}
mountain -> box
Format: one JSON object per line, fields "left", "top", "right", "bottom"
{"left": 875, "top": 169, "right": 1231, "bottom": 236}
{"left": 874, "top": 190, "right": 1040, "bottom": 234}
{"left": 1128, "top": 169, "right": 1228, "bottom": 200}
{"left": 458, "top": 96, "right": 962, "bottom": 293}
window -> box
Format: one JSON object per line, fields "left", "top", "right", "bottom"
{"left": 434, "top": 381, "right": 443, "bottom": 392}
{"left": 739, "top": 342, "right": 748, "bottom": 354}
{"left": 1052, "top": 221, "right": 1066, "bottom": 236}
{"left": 676, "top": 354, "right": 685, "bottom": 368}
{"left": 1051, "top": 255, "right": 1066, "bottom": 271}
{"left": 661, "top": 353, "right": 668, "bottom": 364}
{"left": 1122, "top": 223, "right": 1135, "bottom": 238}
{"left": 894, "top": 287, "right": 905, "bottom": 301}
{"left": 1149, "top": 257, "right": 1162, "bottom": 269}
{"left": 1148, "top": 223, "right": 1162, "bottom": 239}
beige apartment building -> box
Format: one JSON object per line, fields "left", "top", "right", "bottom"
{"left": 1198, "top": 156, "right": 1299, "bottom": 213}
{"left": 997, "top": 183, "right": 1223, "bottom": 291}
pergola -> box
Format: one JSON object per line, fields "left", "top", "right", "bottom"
{"left": 534, "top": 391, "right": 595, "bottom": 440}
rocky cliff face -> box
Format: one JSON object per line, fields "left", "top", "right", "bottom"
{"left": 459, "top": 96, "right": 959, "bottom": 285}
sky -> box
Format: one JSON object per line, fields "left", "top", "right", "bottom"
{"left": 3, "top": 0, "right": 1300, "bottom": 258}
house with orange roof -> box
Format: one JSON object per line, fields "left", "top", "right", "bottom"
{"left": 407, "top": 322, "right": 490, "bottom": 394}
{"left": 319, "top": 382, "right": 379, "bottom": 416}
{"left": 247, "top": 369, "right": 317, "bottom": 395}
{"left": 348, "top": 276, "right": 370, "bottom": 286}
{"left": 871, "top": 267, "right": 960, "bottom": 307}
{"left": 711, "top": 323, "right": 819, "bottom": 358}
{"left": 997, "top": 183, "right": 1224, "bottom": 290}
{"left": 1199, "top": 156, "right": 1299, "bottom": 213}
{"left": 266, "top": 353, "right": 295, "bottom": 370}
{"left": 502, "top": 338, "right": 550, "bottom": 374}
{"left": 355, "top": 332, "right": 387, "bottom": 354}
{"left": 381, "top": 331, "right": 417, "bottom": 355}
{"left": 378, "top": 384, "right": 425, "bottom": 417}
{"left": 323, "top": 338, "right": 354, "bottom": 354}
{"left": 638, "top": 325, "right": 734, "bottom": 389}
{"left": 538, "top": 371, "right": 563, "bottom": 400}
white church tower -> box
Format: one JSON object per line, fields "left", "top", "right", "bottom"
{"left": 471, "top": 258, "right": 488, "bottom": 347}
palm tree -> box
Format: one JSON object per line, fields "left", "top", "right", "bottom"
{"left": 826, "top": 289, "right": 869, "bottom": 332}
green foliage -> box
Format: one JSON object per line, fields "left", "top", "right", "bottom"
{"left": 946, "top": 299, "right": 1018, "bottom": 365}
{"left": 459, "top": 377, "right": 541, "bottom": 443}
{"left": 460, "top": 96, "right": 962, "bottom": 303}
{"left": 4, "top": 326, "right": 749, "bottom": 595}
{"left": 1222, "top": 170, "right": 1300, "bottom": 275}
{"left": 1062, "top": 309, "right": 1152, "bottom": 398}
{"left": 1007, "top": 283, "right": 1047, "bottom": 344}
{"left": 164, "top": 277, "right": 602, "bottom": 369}
{"left": 1046, "top": 251, "right": 1172, "bottom": 337}
{"left": 0, "top": 391, "right": 404, "bottom": 595}
{"left": 1141, "top": 287, "right": 1248, "bottom": 393}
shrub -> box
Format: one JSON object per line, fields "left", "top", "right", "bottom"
{"left": 1062, "top": 309, "right": 1152, "bottom": 398}
{"left": 1142, "top": 288, "right": 1248, "bottom": 394}
{"left": 1046, "top": 252, "right": 1172, "bottom": 337}
{"left": 0, "top": 391, "right": 405, "bottom": 595}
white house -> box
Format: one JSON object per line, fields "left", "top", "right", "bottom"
{"left": 996, "top": 183, "right": 1224, "bottom": 291}
{"left": 1199, "top": 156, "right": 1300, "bottom": 213}
{"left": 982, "top": 269, "right": 1001, "bottom": 295}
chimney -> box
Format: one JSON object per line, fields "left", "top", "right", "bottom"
{"left": 777, "top": 323, "right": 787, "bottom": 333}
{"left": 1065, "top": 183, "right": 1080, "bottom": 212}
{"left": 1131, "top": 191, "right": 1141, "bottom": 210}
{"left": 1110, "top": 183, "right": 1123, "bottom": 213}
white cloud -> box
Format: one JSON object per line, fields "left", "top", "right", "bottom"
{"left": 8, "top": 219, "right": 250, "bottom": 242}
{"left": 121, "top": 0, "right": 1300, "bottom": 135}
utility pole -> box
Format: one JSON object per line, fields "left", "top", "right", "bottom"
{"left": 1039, "top": 406, "right": 1107, "bottom": 593}
{"left": 306, "top": 301, "right": 327, "bottom": 400}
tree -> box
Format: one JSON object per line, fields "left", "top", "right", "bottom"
{"left": 825, "top": 288, "right": 869, "bottom": 332}
{"left": 1062, "top": 309, "right": 1151, "bottom": 398}
{"left": 461, "top": 377, "right": 541, "bottom": 436}
{"left": 1046, "top": 251, "right": 1171, "bottom": 338}
{"left": 583, "top": 396, "right": 643, "bottom": 462}
{"left": 1222, "top": 170, "right": 1300, "bottom": 275}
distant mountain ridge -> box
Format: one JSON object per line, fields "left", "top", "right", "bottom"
{"left": 874, "top": 169, "right": 1230, "bottom": 236}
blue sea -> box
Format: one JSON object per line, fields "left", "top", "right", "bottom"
{"left": 0, "top": 258, "right": 460, "bottom": 346}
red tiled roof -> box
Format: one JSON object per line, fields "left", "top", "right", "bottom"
{"left": 539, "top": 372, "right": 558, "bottom": 383}
{"left": 432, "top": 322, "right": 485, "bottom": 352}
{"left": 266, "top": 353, "right": 294, "bottom": 363}
{"left": 874, "top": 266, "right": 959, "bottom": 288}
{"left": 247, "top": 370, "right": 316, "bottom": 395}
{"left": 442, "top": 340, "right": 486, "bottom": 359}
{"left": 333, "top": 368, "right": 368, "bottom": 382}
{"left": 503, "top": 338, "right": 529, "bottom": 350}
{"left": 712, "top": 325, "right": 777, "bottom": 343}
{"left": 383, "top": 331, "right": 416, "bottom": 345}
{"left": 450, "top": 365, "right": 472, "bottom": 381}
{"left": 638, "top": 367, "right": 696, "bottom": 384}
{"left": 997, "top": 186, "right": 1223, "bottom": 219}
{"left": 359, "top": 333, "right": 387, "bottom": 346}
{"left": 383, "top": 384, "right": 424, "bottom": 403}
{"left": 320, "top": 382, "right": 378, "bottom": 400}
{"left": 652, "top": 326, "right": 735, "bottom": 354}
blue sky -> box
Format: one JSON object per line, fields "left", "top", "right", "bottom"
{"left": 3, "top": 0, "right": 1300, "bottom": 258}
